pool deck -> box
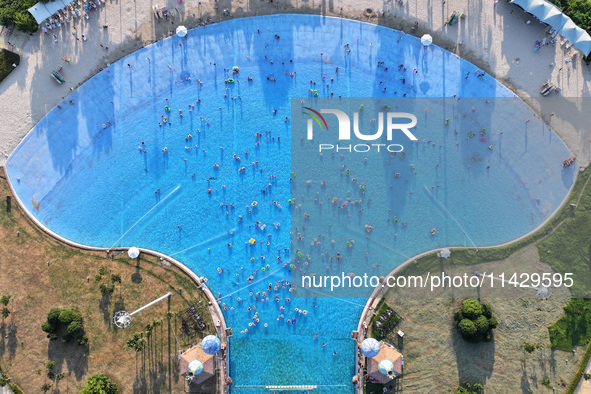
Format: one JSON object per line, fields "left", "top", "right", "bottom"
{"left": 0, "top": 0, "right": 590, "bottom": 168}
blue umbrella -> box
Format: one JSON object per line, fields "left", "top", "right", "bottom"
{"left": 201, "top": 335, "right": 221, "bottom": 355}
{"left": 360, "top": 338, "right": 381, "bottom": 358}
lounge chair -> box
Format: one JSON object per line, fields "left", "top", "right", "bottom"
{"left": 448, "top": 11, "right": 460, "bottom": 26}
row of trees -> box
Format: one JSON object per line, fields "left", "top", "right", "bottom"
{"left": 0, "top": 0, "right": 44, "bottom": 32}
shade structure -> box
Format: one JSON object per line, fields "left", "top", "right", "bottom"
{"left": 527, "top": 1, "right": 554, "bottom": 20}
{"left": 510, "top": 0, "right": 536, "bottom": 10}
{"left": 176, "top": 25, "right": 188, "bottom": 37}
{"left": 360, "top": 338, "right": 381, "bottom": 358}
{"left": 558, "top": 19, "right": 584, "bottom": 44}
{"left": 28, "top": 0, "right": 72, "bottom": 25}
{"left": 367, "top": 344, "right": 403, "bottom": 384}
{"left": 127, "top": 247, "right": 140, "bottom": 258}
{"left": 188, "top": 359, "right": 204, "bottom": 376}
{"left": 541, "top": 8, "right": 569, "bottom": 30}
{"left": 201, "top": 335, "right": 221, "bottom": 355}
{"left": 440, "top": 248, "right": 451, "bottom": 259}
{"left": 509, "top": 0, "right": 591, "bottom": 56}
{"left": 179, "top": 345, "right": 215, "bottom": 385}
{"left": 378, "top": 359, "right": 395, "bottom": 376}
{"left": 420, "top": 34, "right": 432, "bottom": 46}
{"left": 574, "top": 33, "right": 591, "bottom": 57}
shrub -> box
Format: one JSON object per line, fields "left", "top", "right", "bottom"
{"left": 474, "top": 315, "right": 490, "bottom": 337}
{"left": 459, "top": 319, "right": 477, "bottom": 338}
{"left": 100, "top": 284, "right": 115, "bottom": 296}
{"left": 461, "top": 299, "right": 482, "bottom": 320}
{"left": 59, "top": 308, "right": 82, "bottom": 326}
{"left": 99, "top": 265, "right": 109, "bottom": 276}
{"left": 523, "top": 342, "right": 536, "bottom": 353}
{"left": 41, "top": 321, "right": 56, "bottom": 334}
{"left": 67, "top": 320, "right": 84, "bottom": 336}
{"left": 488, "top": 316, "right": 498, "bottom": 329}
{"left": 111, "top": 273, "right": 122, "bottom": 283}
{"left": 81, "top": 374, "right": 119, "bottom": 394}
{"left": 481, "top": 303, "right": 492, "bottom": 318}
{"left": 0, "top": 295, "right": 10, "bottom": 306}
{"left": 47, "top": 308, "right": 61, "bottom": 325}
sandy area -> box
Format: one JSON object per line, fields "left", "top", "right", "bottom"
{"left": 0, "top": 0, "right": 590, "bottom": 167}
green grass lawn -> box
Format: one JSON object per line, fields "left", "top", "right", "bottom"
{"left": 549, "top": 298, "right": 591, "bottom": 351}
{"left": 0, "top": 49, "right": 20, "bottom": 83}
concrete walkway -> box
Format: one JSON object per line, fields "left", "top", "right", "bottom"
{"left": 0, "top": 0, "right": 590, "bottom": 167}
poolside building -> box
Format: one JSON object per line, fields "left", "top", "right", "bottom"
{"left": 179, "top": 344, "right": 215, "bottom": 385}
{"left": 366, "top": 343, "right": 403, "bottom": 384}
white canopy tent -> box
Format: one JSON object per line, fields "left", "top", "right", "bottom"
{"left": 510, "top": 0, "right": 591, "bottom": 56}
{"left": 27, "top": 0, "right": 72, "bottom": 25}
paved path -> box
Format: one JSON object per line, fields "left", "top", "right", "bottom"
{"left": 0, "top": 0, "right": 590, "bottom": 166}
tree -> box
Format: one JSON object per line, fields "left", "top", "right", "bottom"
{"left": 81, "top": 374, "right": 119, "bottom": 394}
{"left": 458, "top": 319, "right": 477, "bottom": 339}
{"left": 41, "top": 383, "right": 52, "bottom": 392}
{"left": 1, "top": 308, "right": 9, "bottom": 319}
{"left": 126, "top": 332, "right": 146, "bottom": 352}
{"left": 461, "top": 299, "right": 482, "bottom": 320}
{"left": 111, "top": 274, "right": 122, "bottom": 284}
{"left": 584, "top": 372, "right": 591, "bottom": 381}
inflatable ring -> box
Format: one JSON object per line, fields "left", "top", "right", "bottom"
{"left": 261, "top": 267, "right": 266, "bottom": 272}
{"left": 431, "top": 229, "right": 437, "bottom": 235}
{"left": 303, "top": 310, "right": 308, "bottom": 315}
{"left": 252, "top": 201, "right": 258, "bottom": 207}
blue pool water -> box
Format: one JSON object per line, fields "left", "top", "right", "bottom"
{"left": 6, "top": 15, "right": 575, "bottom": 392}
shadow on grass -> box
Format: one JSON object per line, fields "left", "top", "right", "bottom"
{"left": 451, "top": 325, "right": 495, "bottom": 388}
{"left": 48, "top": 338, "right": 89, "bottom": 381}
{"left": 99, "top": 293, "right": 112, "bottom": 327}
{"left": 0, "top": 322, "right": 18, "bottom": 359}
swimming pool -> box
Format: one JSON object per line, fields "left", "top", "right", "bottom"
{"left": 5, "top": 15, "right": 574, "bottom": 392}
